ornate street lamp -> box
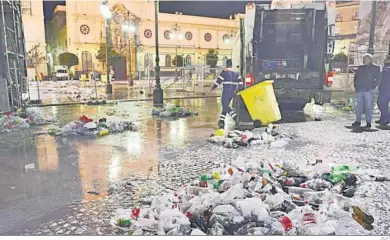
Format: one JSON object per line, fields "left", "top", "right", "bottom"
{"left": 153, "top": 0, "right": 163, "bottom": 107}
{"left": 100, "top": 0, "right": 113, "bottom": 94}
{"left": 121, "top": 12, "right": 136, "bottom": 87}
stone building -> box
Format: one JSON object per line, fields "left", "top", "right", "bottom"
{"left": 334, "top": 0, "right": 360, "bottom": 55}
{"left": 45, "top": 0, "right": 239, "bottom": 79}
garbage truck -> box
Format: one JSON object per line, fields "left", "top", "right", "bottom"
{"left": 232, "top": 0, "right": 336, "bottom": 117}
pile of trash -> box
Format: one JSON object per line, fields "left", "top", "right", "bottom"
{"left": 47, "top": 115, "right": 138, "bottom": 137}
{"left": 152, "top": 103, "right": 198, "bottom": 118}
{"left": 332, "top": 98, "right": 380, "bottom": 114}
{"left": 109, "top": 159, "right": 382, "bottom": 235}
{"left": 0, "top": 108, "right": 55, "bottom": 133}
{"left": 208, "top": 124, "right": 282, "bottom": 149}
{"left": 0, "top": 112, "right": 29, "bottom": 133}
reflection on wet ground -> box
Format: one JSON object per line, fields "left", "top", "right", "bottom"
{"left": 0, "top": 97, "right": 352, "bottom": 234}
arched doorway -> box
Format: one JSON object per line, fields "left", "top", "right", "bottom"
{"left": 185, "top": 55, "right": 192, "bottom": 66}
{"left": 165, "top": 55, "right": 171, "bottom": 67}
{"left": 82, "top": 51, "right": 92, "bottom": 71}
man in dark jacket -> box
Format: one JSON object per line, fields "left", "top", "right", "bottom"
{"left": 352, "top": 53, "right": 381, "bottom": 128}
{"left": 211, "top": 59, "right": 243, "bottom": 128}
{"left": 377, "top": 55, "right": 390, "bottom": 125}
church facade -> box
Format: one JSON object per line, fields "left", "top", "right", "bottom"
{"left": 44, "top": 0, "right": 239, "bottom": 79}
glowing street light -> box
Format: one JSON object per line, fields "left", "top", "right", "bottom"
{"left": 100, "top": 0, "right": 112, "bottom": 94}
{"left": 121, "top": 16, "right": 136, "bottom": 86}
{"left": 100, "top": 3, "right": 112, "bottom": 19}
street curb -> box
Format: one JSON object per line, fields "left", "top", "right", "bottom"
{"left": 27, "top": 95, "right": 222, "bottom": 108}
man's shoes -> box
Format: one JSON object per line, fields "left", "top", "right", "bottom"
{"left": 379, "top": 121, "right": 390, "bottom": 126}
{"left": 351, "top": 121, "right": 361, "bottom": 127}
{"left": 365, "top": 123, "right": 372, "bottom": 129}
{"left": 375, "top": 120, "right": 380, "bottom": 124}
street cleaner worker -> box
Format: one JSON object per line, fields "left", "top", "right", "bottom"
{"left": 211, "top": 59, "right": 243, "bottom": 128}
{"left": 352, "top": 53, "right": 381, "bottom": 129}
{"left": 376, "top": 55, "right": 390, "bottom": 126}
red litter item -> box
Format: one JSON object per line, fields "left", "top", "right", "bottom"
{"left": 79, "top": 115, "right": 93, "bottom": 123}
{"left": 227, "top": 168, "right": 234, "bottom": 175}
{"left": 185, "top": 212, "right": 192, "bottom": 218}
{"left": 300, "top": 183, "right": 309, "bottom": 188}
{"left": 279, "top": 216, "right": 293, "bottom": 232}
{"left": 199, "top": 181, "right": 208, "bottom": 188}
{"left": 131, "top": 208, "right": 140, "bottom": 219}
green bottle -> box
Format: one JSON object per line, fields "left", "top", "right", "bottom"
{"left": 48, "top": 128, "right": 57, "bottom": 136}
{"left": 117, "top": 219, "right": 131, "bottom": 227}
{"left": 200, "top": 175, "right": 213, "bottom": 181}
{"left": 329, "top": 173, "right": 344, "bottom": 184}
{"left": 213, "top": 180, "right": 224, "bottom": 190}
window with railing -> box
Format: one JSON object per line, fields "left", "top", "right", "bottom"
{"left": 352, "top": 12, "right": 359, "bottom": 20}
{"left": 336, "top": 13, "right": 342, "bottom": 22}
{"left": 21, "top": 0, "right": 32, "bottom": 15}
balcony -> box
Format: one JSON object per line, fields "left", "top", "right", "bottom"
{"left": 336, "top": 17, "right": 343, "bottom": 22}
{"left": 352, "top": 15, "right": 359, "bottom": 20}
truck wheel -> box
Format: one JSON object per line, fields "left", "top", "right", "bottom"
{"left": 253, "top": 120, "right": 262, "bottom": 128}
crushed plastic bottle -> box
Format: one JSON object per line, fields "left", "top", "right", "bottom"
{"left": 302, "top": 201, "right": 317, "bottom": 225}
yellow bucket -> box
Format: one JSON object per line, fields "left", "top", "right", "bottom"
{"left": 236, "top": 80, "right": 281, "bottom": 125}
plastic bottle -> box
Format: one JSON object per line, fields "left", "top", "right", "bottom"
{"left": 200, "top": 175, "right": 213, "bottom": 181}
{"left": 303, "top": 190, "right": 331, "bottom": 203}
{"left": 279, "top": 176, "right": 306, "bottom": 187}
{"left": 352, "top": 206, "right": 374, "bottom": 225}
{"left": 281, "top": 200, "right": 297, "bottom": 213}
{"left": 279, "top": 216, "right": 293, "bottom": 232}
{"left": 301, "top": 201, "right": 317, "bottom": 225}
{"left": 287, "top": 187, "right": 314, "bottom": 196}
{"left": 98, "top": 128, "right": 109, "bottom": 137}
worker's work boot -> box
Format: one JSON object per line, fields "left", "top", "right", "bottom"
{"left": 218, "top": 120, "right": 225, "bottom": 129}
{"left": 229, "top": 111, "right": 238, "bottom": 125}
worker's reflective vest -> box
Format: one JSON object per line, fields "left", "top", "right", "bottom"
{"left": 214, "top": 68, "right": 243, "bottom": 96}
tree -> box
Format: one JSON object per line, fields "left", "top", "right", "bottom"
{"left": 26, "top": 44, "right": 46, "bottom": 101}
{"left": 206, "top": 49, "right": 219, "bottom": 68}
{"left": 172, "top": 55, "right": 184, "bottom": 67}
{"left": 58, "top": 52, "right": 79, "bottom": 69}
{"left": 95, "top": 43, "right": 119, "bottom": 70}
{"left": 26, "top": 44, "right": 46, "bottom": 71}
{"left": 333, "top": 52, "right": 348, "bottom": 62}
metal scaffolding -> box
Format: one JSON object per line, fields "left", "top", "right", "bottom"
{"left": 0, "top": 0, "right": 27, "bottom": 112}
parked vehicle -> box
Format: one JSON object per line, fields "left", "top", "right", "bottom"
{"left": 54, "top": 66, "right": 69, "bottom": 81}
{"left": 232, "top": 0, "right": 336, "bottom": 109}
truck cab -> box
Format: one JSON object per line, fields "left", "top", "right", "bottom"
{"left": 232, "top": 0, "right": 336, "bottom": 109}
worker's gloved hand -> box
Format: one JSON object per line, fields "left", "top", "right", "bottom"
{"left": 211, "top": 84, "right": 217, "bottom": 91}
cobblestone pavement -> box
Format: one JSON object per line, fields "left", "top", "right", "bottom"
{"left": 1, "top": 98, "right": 390, "bottom": 235}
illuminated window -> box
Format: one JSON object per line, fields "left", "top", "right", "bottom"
{"left": 165, "top": 55, "right": 171, "bottom": 67}
{"left": 185, "top": 55, "right": 191, "bottom": 66}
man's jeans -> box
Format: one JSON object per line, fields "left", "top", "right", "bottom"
{"left": 378, "top": 92, "right": 390, "bottom": 124}
{"left": 356, "top": 90, "right": 374, "bottom": 123}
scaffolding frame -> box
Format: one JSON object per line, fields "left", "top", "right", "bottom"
{"left": 0, "top": 0, "right": 27, "bottom": 112}
{"left": 344, "top": 41, "right": 390, "bottom": 92}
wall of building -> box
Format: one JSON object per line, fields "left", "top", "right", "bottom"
{"left": 53, "top": 0, "right": 238, "bottom": 77}
{"left": 21, "top": 0, "right": 47, "bottom": 78}
{"left": 334, "top": 1, "right": 359, "bottom": 55}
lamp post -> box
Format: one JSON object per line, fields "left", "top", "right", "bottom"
{"left": 122, "top": 11, "right": 135, "bottom": 87}
{"left": 368, "top": 0, "right": 377, "bottom": 55}
{"left": 100, "top": 0, "right": 113, "bottom": 94}
{"left": 153, "top": 0, "right": 163, "bottom": 107}
{"left": 169, "top": 23, "right": 183, "bottom": 82}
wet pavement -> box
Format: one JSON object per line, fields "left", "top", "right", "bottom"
{"left": 1, "top": 97, "right": 390, "bottom": 235}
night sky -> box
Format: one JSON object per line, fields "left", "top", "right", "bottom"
{"left": 43, "top": 1, "right": 270, "bottom": 22}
